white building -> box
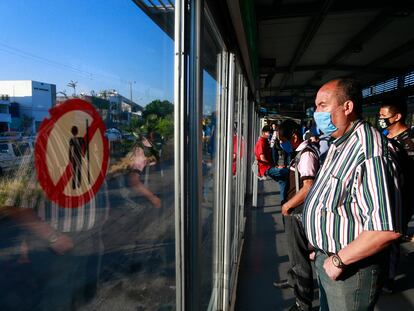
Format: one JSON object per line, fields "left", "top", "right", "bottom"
{"left": 104, "top": 91, "right": 143, "bottom": 125}
{"left": 0, "top": 94, "right": 11, "bottom": 132}
{"left": 0, "top": 80, "right": 56, "bottom": 134}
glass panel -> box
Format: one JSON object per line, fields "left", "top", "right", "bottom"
{"left": 201, "top": 16, "right": 225, "bottom": 309}
{"left": 230, "top": 68, "right": 240, "bottom": 266}
{"left": 239, "top": 83, "right": 248, "bottom": 231}
{"left": 0, "top": 1, "right": 175, "bottom": 310}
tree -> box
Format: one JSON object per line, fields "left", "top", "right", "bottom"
{"left": 67, "top": 80, "right": 78, "bottom": 97}
{"left": 155, "top": 115, "right": 174, "bottom": 140}
{"left": 57, "top": 90, "right": 68, "bottom": 98}
{"left": 143, "top": 100, "right": 173, "bottom": 119}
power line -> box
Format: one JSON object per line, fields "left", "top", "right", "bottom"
{"left": 0, "top": 41, "right": 131, "bottom": 87}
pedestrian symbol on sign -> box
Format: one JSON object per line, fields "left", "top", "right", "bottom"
{"left": 35, "top": 99, "right": 109, "bottom": 208}
{"left": 69, "top": 125, "right": 86, "bottom": 189}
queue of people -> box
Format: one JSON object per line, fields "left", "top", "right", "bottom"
{"left": 255, "top": 77, "right": 414, "bottom": 311}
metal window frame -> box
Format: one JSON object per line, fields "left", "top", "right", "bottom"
{"left": 232, "top": 69, "right": 244, "bottom": 267}
{"left": 174, "top": 0, "right": 186, "bottom": 309}
{"left": 174, "top": 1, "right": 252, "bottom": 310}
{"left": 174, "top": 0, "right": 204, "bottom": 310}
{"left": 222, "top": 52, "right": 235, "bottom": 311}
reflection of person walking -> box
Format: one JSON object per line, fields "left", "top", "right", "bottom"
{"left": 69, "top": 125, "right": 85, "bottom": 189}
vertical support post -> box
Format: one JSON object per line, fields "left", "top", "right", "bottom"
{"left": 174, "top": 0, "right": 185, "bottom": 309}
{"left": 252, "top": 173, "right": 258, "bottom": 207}
{"left": 187, "top": 0, "right": 203, "bottom": 310}
{"left": 222, "top": 53, "right": 234, "bottom": 311}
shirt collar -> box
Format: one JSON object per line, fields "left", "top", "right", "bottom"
{"left": 295, "top": 140, "right": 309, "bottom": 152}
{"left": 332, "top": 120, "right": 363, "bottom": 147}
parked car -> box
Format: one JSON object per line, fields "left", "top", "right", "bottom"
{"left": 0, "top": 138, "right": 34, "bottom": 175}
{"left": 105, "top": 128, "right": 122, "bottom": 142}
{"left": 122, "top": 132, "right": 135, "bottom": 141}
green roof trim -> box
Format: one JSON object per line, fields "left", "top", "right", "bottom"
{"left": 239, "top": 0, "right": 258, "bottom": 80}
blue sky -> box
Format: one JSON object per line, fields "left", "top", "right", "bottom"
{"left": 0, "top": 0, "right": 175, "bottom": 106}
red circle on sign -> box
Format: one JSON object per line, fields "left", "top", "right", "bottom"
{"left": 35, "top": 99, "right": 109, "bottom": 208}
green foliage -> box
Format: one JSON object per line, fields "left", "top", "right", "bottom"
{"left": 123, "top": 117, "right": 144, "bottom": 135}
{"left": 143, "top": 100, "right": 173, "bottom": 119}
{"left": 120, "top": 99, "right": 174, "bottom": 142}
{"left": 155, "top": 115, "right": 174, "bottom": 140}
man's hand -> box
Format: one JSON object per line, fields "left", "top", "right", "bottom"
{"left": 50, "top": 234, "right": 74, "bottom": 255}
{"left": 281, "top": 203, "right": 294, "bottom": 216}
{"left": 150, "top": 195, "right": 162, "bottom": 209}
{"left": 323, "top": 256, "right": 343, "bottom": 280}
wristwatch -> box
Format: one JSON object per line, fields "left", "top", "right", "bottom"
{"left": 331, "top": 254, "right": 346, "bottom": 269}
{"left": 48, "top": 233, "right": 59, "bottom": 244}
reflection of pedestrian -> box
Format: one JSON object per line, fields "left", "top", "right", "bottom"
{"left": 109, "top": 137, "right": 161, "bottom": 209}
{"left": 69, "top": 126, "right": 85, "bottom": 189}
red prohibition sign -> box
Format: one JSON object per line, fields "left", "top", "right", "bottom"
{"left": 35, "top": 99, "right": 109, "bottom": 208}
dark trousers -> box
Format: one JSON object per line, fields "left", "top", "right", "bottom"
{"left": 272, "top": 147, "right": 279, "bottom": 165}
{"left": 284, "top": 214, "right": 313, "bottom": 311}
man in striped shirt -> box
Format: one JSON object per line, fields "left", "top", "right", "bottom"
{"left": 303, "top": 78, "right": 402, "bottom": 311}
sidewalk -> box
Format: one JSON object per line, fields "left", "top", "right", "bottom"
{"left": 235, "top": 179, "right": 308, "bottom": 310}
{"left": 235, "top": 179, "right": 414, "bottom": 311}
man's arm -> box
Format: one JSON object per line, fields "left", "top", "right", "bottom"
{"left": 324, "top": 230, "right": 401, "bottom": 280}
{"left": 5, "top": 207, "right": 74, "bottom": 255}
{"left": 259, "top": 153, "right": 270, "bottom": 163}
{"left": 281, "top": 179, "right": 313, "bottom": 215}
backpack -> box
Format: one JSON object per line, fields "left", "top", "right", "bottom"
{"left": 288, "top": 142, "right": 320, "bottom": 222}
{"left": 292, "top": 142, "right": 320, "bottom": 193}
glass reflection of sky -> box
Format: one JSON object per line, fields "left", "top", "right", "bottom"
{"left": 0, "top": 0, "right": 174, "bottom": 106}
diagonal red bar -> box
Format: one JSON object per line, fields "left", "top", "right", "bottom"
{"left": 83, "top": 117, "right": 100, "bottom": 142}
{"left": 55, "top": 163, "right": 74, "bottom": 194}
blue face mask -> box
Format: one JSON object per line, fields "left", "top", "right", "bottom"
{"left": 280, "top": 140, "right": 293, "bottom": 153}
{"left": 313, "top": 112, "right": 338, "bottom": 136}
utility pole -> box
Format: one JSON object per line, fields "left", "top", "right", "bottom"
{"left": 128, "top": 81, "right": 136, "bottom": 102}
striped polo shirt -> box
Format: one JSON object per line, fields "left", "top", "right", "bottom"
{"left": 303, "top": 120, "right": 402, "bottom": 253}
{"left": 35, "top": 185, "right": 109, "bottom": 233}
{"left": 6, "top": 177, "right": 109, "bottom": 233}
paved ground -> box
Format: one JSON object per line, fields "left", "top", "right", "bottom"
{"left": 235, "top": 179, "right": 414, "bottom": 311}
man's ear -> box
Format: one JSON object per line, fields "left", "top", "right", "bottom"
{"left": 394, "top": 113, "right": 403, "bottom": 122}
{"left": 343, "top": 100, "right": 354, "bottom": 116}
